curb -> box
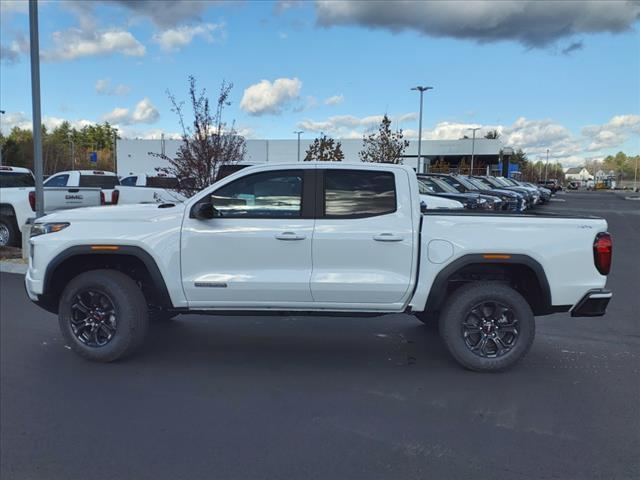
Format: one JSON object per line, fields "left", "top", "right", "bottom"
{"left": 0, "top": 262, "right": 28, "bottom": 274}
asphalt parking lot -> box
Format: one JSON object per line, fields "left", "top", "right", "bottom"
{"left": 1, "top": 191, "right": 638, "bottom": 480}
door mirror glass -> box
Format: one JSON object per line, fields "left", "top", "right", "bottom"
{"left": 191, "top": 201, "right": 219, "bottom": 220}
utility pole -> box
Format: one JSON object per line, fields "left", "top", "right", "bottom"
{"left": 294, "top": 130, "right": 303, "bottom": 162}
{"left": 467, "top": 127, "right": 480, "bottom": 176}
{"left": 545, "top": 148, "right": 549, "bottom": 182}
{"left": 29, "top": 0, "right": 44, "bottom": 218}
{"left": 0, "top": 109, "right": 5, "bottom": 166}
{"left": 68, "top": 132, "right": 75, "bottom": 170}
{"left": 634, "top": 155, "right": 638, "bottom": 192}
{"left": 411, "top": 86, "right": 433, "bottom": 173}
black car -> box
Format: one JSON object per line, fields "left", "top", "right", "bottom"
{"left": 417, "top": 175, "right": 500, "bottom": 210}
{"left": 425, "top": 173, "right": 525, "bottom": 212}
{"left": 474, "top": 176, "right": 536, "bottom": 208}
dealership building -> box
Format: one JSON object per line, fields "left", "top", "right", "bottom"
{"left": 116, "top": 138, "right": 512, "bottom": 176}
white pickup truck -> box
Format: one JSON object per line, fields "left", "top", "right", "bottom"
{"left": 0, "top": 166, "right": 103, "bottom": 247}
{"left": 24, "top": 163, "right": 613, "bottom": 371}
{"left": 44, "top": 170, "right": 119, "bottom": 205}
{"left": 113, "top": 173, "right": 187, "bottom": 205}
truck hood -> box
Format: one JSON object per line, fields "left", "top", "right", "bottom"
{"left": 39, "top": 202, "right": 186, "bottom": 223}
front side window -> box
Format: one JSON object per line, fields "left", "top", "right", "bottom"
{"left": 324, "top": 170, "right": 396, "bottom": 218}
{"left": 210, "top": 170, "right": 303, "bottom": 218}
{"left": 120, "top": 176, "right": 138, "bottom": 186}
{"left": 44, "top": 174, "right": 69, "bottom": 187}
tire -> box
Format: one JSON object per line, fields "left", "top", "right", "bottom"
{"left": 415, "top": 311, "right": 439, "bottom": 330}
{"left": 439, "top": 283, "right": 535, "bottom": 372}
{"left": 58, "top": 269, "right": 149, "bottom": 362}
{"left": 0, "top": 216, "right": 19, "bottom": 247}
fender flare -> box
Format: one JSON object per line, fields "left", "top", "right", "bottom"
{"left": 424, "top": 253, "right": 554, "bottom": 315}
{"left": 42, "top": 245, "right": 173, "bottom": 311}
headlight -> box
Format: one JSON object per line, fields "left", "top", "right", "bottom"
{"left": 30, "top": 222, "right": 70, "bottom": 238}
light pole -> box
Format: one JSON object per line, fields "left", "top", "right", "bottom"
{"left": 411, "top": 86, "right": 433, "bottom": 173}
{"left": 294, "top": 130, "right": 303, "bottom": 162}
{"left": 0, "top": 109, "right": 5, "bottom": 166}
{"left": 634, "top": 155, "right": 638, "bottom": 192}
{"left": 68, "top": 132, "right": 75, "bottom": 170}
{"left": 545, "top": 148, "right": 549, "bottom": 182}
{"left": 29, "top": 0, "right": 44, "bottom": 218}
{"left": 467, "top": 127, "right": 480, "bottom": 176}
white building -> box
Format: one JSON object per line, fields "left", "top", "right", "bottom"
{"left": 564, "top": 167, "right": 594, "bottom": 182}
{"left": 116, "top": 138, "right": 506, "bottom": 176}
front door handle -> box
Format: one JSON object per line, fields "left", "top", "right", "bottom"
{"left": 275, "top": 231, "right": 306, "bottom": 241}
{"left": 373, "top": 233, "right": 404, "bottom": 242}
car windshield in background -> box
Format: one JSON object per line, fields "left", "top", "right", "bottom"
{"left": 0, "top": 172, "right": 35, "bottom": 188}
{"left": 419, "top": 177, "right": 446, "bottom": 193}
{"left": 429, "top": 177, "right": 460, "bottom": 194}
{"left": 79, "top": 175, "right": 120, "bottom": 189}
{"left": 147, "top": 177, "right": 179, "bottom": 189}
{"left": 418, "top": 180, "right": 436, "bottom": 194}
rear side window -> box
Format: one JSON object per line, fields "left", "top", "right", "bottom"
{"left": 120, "top": 176, "right": 138, "bottom": 186}
{"left": 147, "top": 176, "right": 179, "bottom": 189}
{"left": 324, "top": 170, "right": 396, "bottom": 218}
{"left": 44, "top": 174, "right": 69, "bottom": 187}
{"left": 79, "top": 175, "right": 120, "bottom": 188}
{"left": 0, "top": 172, "right": 35, "bottom": 188}
{"left": 210, "top": 170, "right": 303, "bottom": 218}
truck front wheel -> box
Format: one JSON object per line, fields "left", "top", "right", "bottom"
{"left": 0, "top": 216, "right": 19, "bottom": 247}
{"left": 58, "top": 270, "right": 149, "bottom": 362}
{"left": 439, "top": 283, "right": 535, "bottom": 372}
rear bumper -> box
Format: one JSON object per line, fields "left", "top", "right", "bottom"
{"left": 570, "top": 289, "right": 612, "bottom": 317}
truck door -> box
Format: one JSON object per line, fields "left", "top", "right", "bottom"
{"left": 310, "top": 168, "right": 414, "bottom": 305}
{"left": 181, "top": 168, "right": 315, "bottom": 308}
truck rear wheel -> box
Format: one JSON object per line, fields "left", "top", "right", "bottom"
{"left": 0, "top": 216, "right": 19, "bottom": 247}
{"left": 58, "top": 270, "right": 149, "bottom": 362}
{"left": 439, "top": 283, "right": 535, "bottom": 372}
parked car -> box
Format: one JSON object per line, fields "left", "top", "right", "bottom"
{"left": 419, "top": 191, "right": 465, "bottom": 210}
{"left": 0, "top": 166, "right": 103, "bottom": 247}
{"left": 44, "top": 170, "right": 120, "bottom": 205}
{"left": 538, "top": 179, "right": 562, "bottom": 193}
{"left": 492, "top": 177, "right": 541, "bottom": 205}
{"left": 114, "top": 173, "right": 187, "bottom": 205}
{"left": 423, "top": 173, "right": 524, "bottom": 212}
{"left": 417, "top": 175, "right": 501, "bottom": 210}
{"left": 520, "top": 181, "right": 551, "bottom": 203}
{"left": 25, "top": 163, "right": 613, "bottom": 372}
{"left": 474, "top": 176, "right": 536, "bottom": 208}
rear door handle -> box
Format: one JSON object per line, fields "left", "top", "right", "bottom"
{"left": 275, "top": 231, "right": 306, "bottom": 241}
{"left": 373, "top": 233, "right": 404, "bottom": 242}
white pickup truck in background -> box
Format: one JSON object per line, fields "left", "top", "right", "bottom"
{"left": 25, "top": 163, "right": 613, "bottom": 371}
{"left": 0, "top": 166, "right": 103, "bottom": 247}
{"left": 44, "top": 170, "right": 120, "bottom": 205}
{"left": 113, "top": 173, "right": 187, "bottom": 205}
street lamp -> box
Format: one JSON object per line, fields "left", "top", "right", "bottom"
{"left": 467, "top": 127, "right": 480, "bottom": 176}
{"left": 29, "top": 0, "right": 44, "bottom": 218}
{"left": 411, "top": 86, "right": 433, "bottom": 173}
{"left": 294, "top": 130, "right": 303, "bottom": 162}
{"left": 545, "top": 148, "right": 549, "bottom": 182}
{"left": 0, "top": 109, "right": 5, "bottom": 166}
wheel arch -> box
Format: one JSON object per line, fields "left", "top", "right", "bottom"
{"left": 39, "top": 245, "right": 173, "bottom": 314}
{"left": 423, "top": 254, "right": 560, "bottom": 316}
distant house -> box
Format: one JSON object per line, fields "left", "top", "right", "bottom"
{"left": 565, "top": 167, "right": 594, "bottom": 182}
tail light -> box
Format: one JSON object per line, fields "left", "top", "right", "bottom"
{"left": 111, "top": 189, "right": 119, "bottom": 205}
{"left": 100, "top": 191, "right": 106, "bottom": 205}
{"left": 28, "top": 191, "right": 36, "bottom": 211}
{"left": 593, "top": 232, "right": 612, "bottom": 275}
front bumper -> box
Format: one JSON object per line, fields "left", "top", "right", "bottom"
{"left": 570, "top": 289, "right": 612, "bottom": 317}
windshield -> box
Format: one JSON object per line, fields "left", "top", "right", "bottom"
{"left": 475, "top": 177, "right": 501, "bottom": 188}
{"left": 417, "top": 180, "right": 436, "bottom": 194}
{"left": 446, "top": 175, "right": 478, "bottom": 191}
{"left": 492, "top": 177, "right": 511, "bottom": 186}
{"left": 428, "top": 177, "right": 460, "bottom": 193}
{"left": 418, "top": 177, "right": 446, "bottom": 193}
{"left": 0, "top": 172, "right": 35, "bottom": 188}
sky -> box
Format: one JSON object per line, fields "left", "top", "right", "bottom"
{"left": 1, "top": 0, "right": 639, "bottom": 167}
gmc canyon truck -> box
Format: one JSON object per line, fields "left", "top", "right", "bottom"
{"left": 24, "top": 163, "right": 613, "bottom": 371}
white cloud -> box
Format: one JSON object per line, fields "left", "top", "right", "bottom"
{"left": 240, "top": 77, "right": 302, "bottom": 116}
{"left": 297, "top": 112, "right": 418, "bottom": 137}
{"left": 324, "top": 94, "right": 344, "bottom": 105}
{"left": 0, "top": 111, "right": 94, "bottom": 134}
{"left": 153, "top": 23, "right": 226, "bottom": 52}
{"left": 95, "top": 78, "right": 131, "bottom": 96}
{"left": 581, "top": 114, "right": 640, "bottom": 151}
{"left": 102, "top": 98, "right": 159, "bottom": 125}
{"left": 110, "top": 0, "right": 213, "bottom": 28}
{"left": 43, "top": 28, "right": 146, "bottom": 62}
{"left": 0, "top": 33, "right": 28, "bottom": 65}
{"left": 315, "top": 1, "right": 640, "bottom": 48}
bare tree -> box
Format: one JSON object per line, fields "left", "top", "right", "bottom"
{"left": 359, "top": 114, "right": 409, "bottom": 164}
{"left": 484, "top": 129, "right": 500, "bottom": 139}
{"left": 151, "top": 76, "right": 246, "bottom": 195}
{"left": 304, "top": 133, "right": 344, "bottom": 161}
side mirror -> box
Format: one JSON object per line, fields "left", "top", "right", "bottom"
{"left": 190, "top": 201, "right": 219, "bottom": 220}
{"left": 420, "top": 200, "right": 428, "bottom": 214}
